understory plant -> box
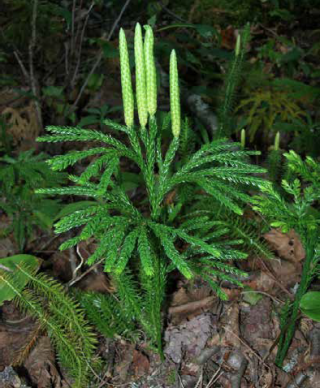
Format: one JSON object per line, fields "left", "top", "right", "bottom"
{"left": 253, "top": 151, "right": 320, "bottom": 367}
{"left": 0, "top": 149, "right": 66, "bottom": 250}
{"left": 0, "top": 254, "right": 97, "bottom": 387}
{"left": 36, "top": 23, "right": 266, "bottom": 356}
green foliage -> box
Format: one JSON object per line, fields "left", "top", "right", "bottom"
{"left": 1, "top": 0, "right": 63, "bottom": 49}
{"left": 77, "top": 291, "right": 136, "bottom": 339}
{"left": 0, "top": 254, "right": 40, "bottom": 305}
{"left": 300, "top": 291, "right": 320, "bottom": 322}
{"left": 253, "top": 151, "right": 320, "bottom": 367}
{"left": 217, "top": 24, "right": 250, "bottom": 138}
{"left": 37, "top": 23, "right": 265, "bottom": 355}
{"left": 236, "top": 87, "right": 307, "bottom": 141}
{"left": 0, "top": 150, "right": 66, "bottom": 250}
{"left": 0, "top": 256, "right": 97, "bottom": 387}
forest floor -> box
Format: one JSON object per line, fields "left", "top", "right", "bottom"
{"left": 1, "top": 224, "right": 320, "bottom": 387}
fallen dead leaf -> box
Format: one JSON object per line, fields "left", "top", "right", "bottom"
{"left": 0, "top": 303, "right": 37, "bottom": 368}
{"left": 169, "top": 285, "right": 217, "bottom": 324}
{"left": 23, "top": 336, "right": 64, "bottom": 388}
{"left": 164, "top": 313, "right": 214, "bottom": 364}
{"left": 240, "top": 298, "right": 273, "bottom": 356}
{"left": 131, "top": 349, "right": 150, "bottom": 378}
{"left": 221, "top": 303, "right": 241, "bottom": 348}
{"left": 264, "top": 229, "right": 305, "bottom": 263}
{"left": 114, "top": 342, "right": 135, "bottom": 383}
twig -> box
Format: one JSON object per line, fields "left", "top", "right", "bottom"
{"left": 71, "top": 0, "right": 77, "bottom": 58}
{"left": 205, "top": 365, "right": 223, "bottom": 388}
{"left": 69, "top": 246, "right": 78, "bottom": 277}
{"left": 168, "top": 296, "right": 215, "bottom": 315}
{"left": 0, "top": 28, "right": 29, "bottom": 82}
{"left": 68, "top": 258, "right": 104, "bottom": 287}
{"left": 259, "top": 258, "right": 293, "bottom": 299}
{"left": 13, "top": 51, "right": 30, "bottom": 81}
{"left": 285, "top": 372, "right": 309, "bottom": 388}
{"left": 194, "top": 367, "right": 203, "bottom": 388}
{"left": 177, "top": 372, "right": 186, "bottom": 388}
{"left": 29, "top": 0, "right": 42, "bottom": 129}
{"left": 70, "top": 1, "right": 95, "bottom": 89}
{"left": 230, "top": 353, "right": 248, "bottom": 388}
{"left": 69, "top": 0, "right": 132, "bottom": 113}
{"left": 223, "top": 326, "right": 269, "bottom": 368}
{"left": 157, "top": 0, "right": 189, "bottom": 23}
{"left": 195, "top": 346, "right": 220, "bottom": 365}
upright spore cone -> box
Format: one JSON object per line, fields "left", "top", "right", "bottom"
{"left": 119, "top": 28, "right": 134, "bottom": 128}
{"left": 170, "top": 50, "right": 181, "bottom": 138}
{"left": 144, "top": 25, "right": 157, "bottom": 116}
{"left": 134, "top": 23, "right": 148, "bottom": 128}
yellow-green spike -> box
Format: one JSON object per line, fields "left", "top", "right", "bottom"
{"left": 144, "top": 25, "right": 157, "bottom": 116}
{"left": 235, "top": 34, "right": 241, "bottom": 57}
{"left": 240, "top": 128, "right": 246, "bottom": 149}
{"left": 170, "top": 50, "right": 181, "bottom": 138}
{"left": 274, "top": 131, "right": 280, "bottom": 151}
{"left": 119, "top": 28, "right": 134, "bottom": 127}
{"left": 134, "top": 23, "right": 148, "bottom": 128}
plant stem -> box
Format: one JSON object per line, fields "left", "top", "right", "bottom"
{"left": 154, "top": 254, "right": 164, "bottom": 360}
{"left": 275, "top": 236, "right": 315, "bottom": 367}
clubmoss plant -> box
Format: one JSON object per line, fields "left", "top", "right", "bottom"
{"left": 36, "top": 24, "right": 265, "bottom": 356}
{"left": 0, "top": 255, "right": 97, "bottom": 387}
{"left": 253, "top": 151, "right": 320, "bottom": 367}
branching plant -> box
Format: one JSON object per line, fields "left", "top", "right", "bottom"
{"left": 217, "top": 23, "right": 251, "bottom": 138}
{"left": 253, "top": 151, "right": 320, "bottom": 367}
{"left": 36, "top": 23, "right": 266, "bottom": 356}
{"left": 0, "top": 254, "right": 97, "bottom": 387}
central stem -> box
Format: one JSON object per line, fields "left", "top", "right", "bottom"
{"left": 276, "top": 233, "right": 315, "bottom": 367}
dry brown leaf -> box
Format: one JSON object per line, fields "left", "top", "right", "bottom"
{"left": 23, "top": 336, "right": 64, "bottom": 388}
{"left": 221, "top": 304, "right": 241, "bottom": 348}
{"left": 132, "top": 349, "right": 150, "bottom": 379}
{"left": 264, "top": 229, "right": 305, "bottom": 262}
{"left": 114, "top": 342, "right": 135, "bottom": 382}
{"left": 240, "top": 298, "right": 273, "bottom": 355}
{"left": 164, "top": 313, "right": 214, "bottom": 364}
{"left": 0, "top": 303, "right": 37, "bottom": 368}
{"left": 169, "top": 285, "right": 217, "bottom": 324}
{"left": 2, "top": 102, "right": 41, "bottom": 148}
